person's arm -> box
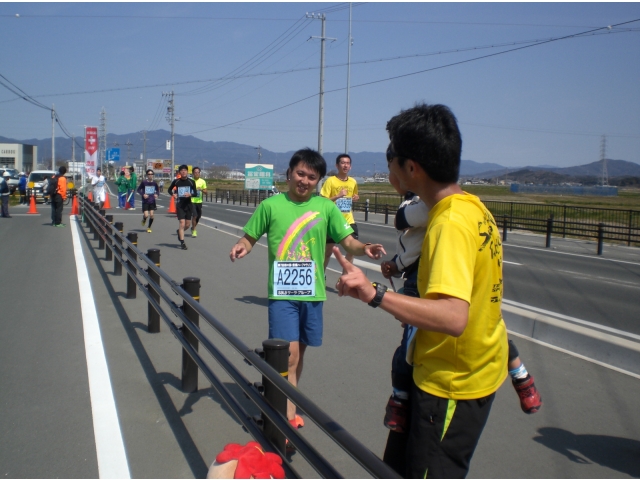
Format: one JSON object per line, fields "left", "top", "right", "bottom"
{"left": 352, "top": 182, "right": 359, "bottom": 202}
{"left": 229, "top": 234, "right": 257, "bottom": 262}
{"left": 333, "top": 247, "right": 469, "bottom": 336}
{"left": 397, "top": 198, "right": 429, "bottom": 229}
{"left": 339, "top": 235, "right": 386, "bottom": 260}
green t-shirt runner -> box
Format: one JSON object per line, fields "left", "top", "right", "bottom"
{"left": 243, "top": 192, "right": 353, "bottom": 301}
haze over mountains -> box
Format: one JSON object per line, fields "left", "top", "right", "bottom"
{"left": 3, "top": 130, "right": 639, "bottom": 180}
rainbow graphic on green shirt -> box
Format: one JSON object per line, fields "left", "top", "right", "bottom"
{"left": 277, "top": 211, "right": 321, "bottom": 261}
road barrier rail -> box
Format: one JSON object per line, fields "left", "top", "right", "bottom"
{"left": 77, "top": 194, "right": 399, "bottom": 479}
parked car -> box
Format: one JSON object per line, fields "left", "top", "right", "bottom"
{"left": 27, "top": 170, "right": 56, "bottom": 204}
{"left": 0, "top": 168, "right": 19, "bottom": 194}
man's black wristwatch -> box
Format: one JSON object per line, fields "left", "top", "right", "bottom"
{"left": 368, "top": 282, "right": 388, "bottom": 308}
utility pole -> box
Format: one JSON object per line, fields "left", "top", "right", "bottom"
{"left": 344, "top": 3, "right": 353, "bottom": 154}
{"left": 255, "top": 145, "right": 262, "bottom": 162}
{"left": 51, "top": 104, "right": 55, "bottom": 170}
{"left": 71, "top": 135, "right": 75, "bottom": 164}
{"left": 308, "top": 13, "right": 336, "bottom": 156}
{"left": 164, "top": 90, "right": 176, "bottom": 176}
{"left": 125, "top": 140, "right": 133, "bottom": 168}
{"left": 99, "top": 107, "right": 107, "bottom": 173}
{"left": 142, "top": 130, "right": 147, "bottom": 165}
{"left": 600, "top": 134, "right": 608, "bottom": 186}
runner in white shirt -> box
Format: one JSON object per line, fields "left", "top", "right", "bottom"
{"left": 89, "top": 167, "right": 107, "bottom": 209}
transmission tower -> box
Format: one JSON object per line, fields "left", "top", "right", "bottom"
{"left": 600, "top": 135, "right": 608, "bottom": 186}
{"left": 99, "top": 107, "right": 107, "bottom": 173}
{"left": 255, "top": 145, "right": 262, "bottom": 162}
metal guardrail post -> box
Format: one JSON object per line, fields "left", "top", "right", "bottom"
{"left": 384, "top": 204, "right": 389, "bottom": 225}
{"left": 97, "top": 215, "right": 105, "bottom": 250}
{"left": 261, "top": 339, "right": 289, "bottom": 454}
{"left": 114, "top": 222, "right": 124, "bottom": 276}
{"left": 502, "top": 215, "right": 508, "bottom": 242}
{"left": 365, "top": 199, "right": 369, "bottom": 222}
{"left": 146, "top": 249, "right": 161, "bottom": 333}
{"left": 226, "top": 190, "right": 229, "bottom": 204}
{"left": 126, "top": 232, "right": 138, "bottom": 299}
{"left": 181, "top": 277, "right": 201, "bottom": 393}
{"left": 546, "top": 215, "right": 554, "bottom": 248}
{"left": 254, "top": 193, "right": 257, "bottom": 207}
{"left": 597, "top": 223, "right": 604, "bottom": 256}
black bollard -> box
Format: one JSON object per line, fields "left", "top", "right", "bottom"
{"left": 114, "top": 222, "right": 124, "bottom": 276}
{"left": 384, "top": 204, "right": 389, "bottom": 225}
{"left": 597, "top": 223, "right": 604, "bottom": 256}
{"left": 97, "top": 216, "right": 105, "bottom": 250}
{"left": 502, "top": 215, "right": 508, "bottom": 243}
{"left": 546, "top": 215, "right": 554, "bottom": 248}
{"left": 126, "top": 232, "right": 138, "bottom": 299}
{"left": 146, "top": 249, "right": 161, "bottom": 333}
{"left": 181, "top": 277, "right": 201, "bottom": 393}
{"left": 365, "top": 199, "right": 369, "bottom": 222}
{"left": 262, "top": 339, "right": 290, "bottom": 454}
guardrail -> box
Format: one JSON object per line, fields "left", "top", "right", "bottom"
{"left": 77, "top": 194, "right": 399, "bottom": 479}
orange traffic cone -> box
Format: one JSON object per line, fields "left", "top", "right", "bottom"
{"left": 71, "top": 195, "right": 79, "bottom": 215}
{"left": 27, "top": 195, "right": 38, "bottom": 214}
{"left": 88, "top": 191, "right": 94, "bottom": 202}
{"left": 103, "top": 192, "right": 112, "bottom": 209}
{"left": 168, "top": 195, "right": 177, "bottom": 214}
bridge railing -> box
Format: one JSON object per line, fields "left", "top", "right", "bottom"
{"left": 77, "top": 194, "right": 400, "bottom": 480}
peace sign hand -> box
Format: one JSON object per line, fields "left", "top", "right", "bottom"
{"left": 333, "top": 246, "right": 376, "bottom": 303}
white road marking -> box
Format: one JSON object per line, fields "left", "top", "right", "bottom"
{"left": 503, "top": 260, "right": 522, "bottom": 265}
{"left": 226, "top": 209, "right": 252, "bottom": 214}
{"left": 504, "top": 243, "right": 640, "bottom": 266}
{"left": 70, "top": 216, "right": 131, "bottom": 479}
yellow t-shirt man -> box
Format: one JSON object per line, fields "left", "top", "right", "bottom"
{"left": 320, "top": 176, "right": 358, "bottom": 225}
{"left": 191, "top": 178, "right": 207, "bottom": 204}
{"left": 413, "top": 193, "right": 508, "bottom": 400}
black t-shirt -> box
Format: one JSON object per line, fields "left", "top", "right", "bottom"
{"left": 168, "top": 178, "right": 197, "bottom": 207}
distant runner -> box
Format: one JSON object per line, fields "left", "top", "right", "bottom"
{"left": 168, "top": 164, "right": 197, "bottom": 250}
{"left": 90, "top": 167, "right": 107, "bottom": 210}
{"left": 229, "top": 148, "right": 385, "bottom": 428}
{"left": 137, "top": 169, "right": 159, "bottom": 233}
{"left": 189, "top": 166, "right": 207, "bottom": 238}
{"left": 321, "top": 154, "right": 360, "bottom": 272}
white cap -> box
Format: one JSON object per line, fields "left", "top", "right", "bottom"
{"left": 19, "top": 172, "right": 25, "bottom": 175}
{"left": 2, "top": 172, "right": 10, "bottom": 177}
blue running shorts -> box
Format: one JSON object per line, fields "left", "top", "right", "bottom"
{"left": 267, "top": 300, "right": 324, "bottom": 346}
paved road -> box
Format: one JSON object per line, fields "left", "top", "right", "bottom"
{"left": 2, "top": 198, "right": 640, "bottom": 478}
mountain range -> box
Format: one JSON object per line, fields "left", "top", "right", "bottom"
{"left": 2, "top": 130, "right": 639, "bottom": 180}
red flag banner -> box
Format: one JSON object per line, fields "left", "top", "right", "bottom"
{"left": 85, "top": 127, "right": 98, "bottom": 176}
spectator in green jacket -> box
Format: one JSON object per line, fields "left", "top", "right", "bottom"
{"left": 127, "top": 166, "right": 138, "bottom": 209}
{"left": 115, "top": 171, "right": 129, "bottom": 209}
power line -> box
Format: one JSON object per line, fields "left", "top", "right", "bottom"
{"left": 3, "top": 27, "right": 635, "bottom": 104}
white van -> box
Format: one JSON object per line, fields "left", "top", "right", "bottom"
{"left": 27, "top": 170, "right": 56, "bottom": 203}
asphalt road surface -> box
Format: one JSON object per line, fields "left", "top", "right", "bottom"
{"left": 1, "top": 194, "right": 639, "bottom": 478}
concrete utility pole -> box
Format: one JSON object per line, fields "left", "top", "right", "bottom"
{"left": 255, "top": 145, "right": 262, "bottom": 162}
{"left": 164, "top": 90, "right": 176, "bottom": 175}
{"left": 142, "top": 130, "right": 147, "bottom": 165}
{"left": 125, "top": 140, "right": 133, "bottom": 166}
{"left": 307, "top": 13, "right": 336, "bottom": 156}
{"left": 71, "top": 135, "right": 75, "bottom": 163}
{"left": 51, "top": 104, "right": 55, "bottom": 170}
{"left": 345, "top": 3, "right": 353, "bottom": 154}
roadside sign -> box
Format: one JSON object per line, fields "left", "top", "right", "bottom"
{"left": 107, "top": 148, "right": 120, "bottom": 162}
{"left": 244, "top": 164, "right": 273, "bottom": 190}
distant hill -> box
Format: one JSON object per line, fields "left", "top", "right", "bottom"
{"left": 3, "top": 132, "right": 638, "bottom": 181}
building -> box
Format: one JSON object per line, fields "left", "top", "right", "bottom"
{"left": 0, "top": 143, "right": 38, "bottom": 173}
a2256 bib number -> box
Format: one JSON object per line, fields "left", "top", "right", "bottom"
{"left": 273, "top": 261, "right": 315, "bottom": 297}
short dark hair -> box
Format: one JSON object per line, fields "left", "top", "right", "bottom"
{"left": 287, "top": 148, "right": 326, "bottom": 179}
{"left": 178, "top": 164, "right": 189, "bottom": 172}
{"left": 146, "top": 169, "right": 154, "bottom": 175}
{"left": 386, "top": 103, "right": 462, "bottom": 183}
{"left": 335, "top": 153, "right": 351, "bottom": 165}
{"left": 58, "top": 166, "right": 67, "bottom": 175}
{"left": 192, "top": 167, "right": 200, "bottom": 173}
{"left": 120, "top": 171, "right": 124, "bottom": 176}
{"left": 129, "top": 166, "right": 134, "bottom": 172}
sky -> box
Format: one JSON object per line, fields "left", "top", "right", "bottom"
{"left": 1, "top": 2, "right": 639, "bottom": 168}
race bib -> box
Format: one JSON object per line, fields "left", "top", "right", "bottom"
{"left": 177, "top": 186, "right": 191, "bottom": 198}
{"left": 144, "top": 186, "right": 155, "bottom": 195}
{"left": 273, "top": 261, "right": 315, "bottom": 297}
{"left": 336, "top": 197, "right": 352, "bottom": 213}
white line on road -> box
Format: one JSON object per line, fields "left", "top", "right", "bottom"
{"left": 226, "top": 209, "right": 252, "bottom": 214}
{"left": 504, "top": 243, "right": 640, "bottom": 266}
{"left": 70, "top": 216, "right": 131, "bottom": 479}
{"left": 503, "top": 260, "right": 522, "bottom": 265}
